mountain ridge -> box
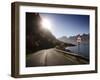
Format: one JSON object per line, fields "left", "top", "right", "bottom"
{"left": 58, "top": 34, "right": 89, "bottom": 45}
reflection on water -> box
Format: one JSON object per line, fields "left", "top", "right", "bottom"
{"left": 66, "top": 43, "right": 89, "bottom": 59}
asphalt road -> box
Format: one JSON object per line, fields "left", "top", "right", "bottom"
{"left": 26, "top": 48, "right": 88, "bottom": 67}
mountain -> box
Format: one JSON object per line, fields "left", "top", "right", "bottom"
{"left": 26, "top": 13, "right": 75, "bottom": 54}
{"left": 58, "top": 34, "right": 89, "bottom": 45}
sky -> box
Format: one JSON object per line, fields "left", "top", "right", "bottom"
{"left": 40, "top": 13, "right": 89, "bottom": 38}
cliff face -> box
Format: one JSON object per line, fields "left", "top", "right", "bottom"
{"left": 26, "top": 13, "right": 56, "bottom": 53}
{"left": 26, "top": 13, "right": 75, "bottom": 54}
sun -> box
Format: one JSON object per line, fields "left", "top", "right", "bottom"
{"left": 41, "top": 18, "right": 52, "bottom": 31}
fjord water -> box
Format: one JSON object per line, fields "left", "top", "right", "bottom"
{"left": 66, "top": 43, "right": 89, "bottom": 59}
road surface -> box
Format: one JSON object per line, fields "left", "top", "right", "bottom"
{"left": 26, "top": 48, "right": 89, "bottom": 67}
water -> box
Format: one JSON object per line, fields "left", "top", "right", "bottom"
{"left": 66, "top": 43, "right": 89, "bottom": 59}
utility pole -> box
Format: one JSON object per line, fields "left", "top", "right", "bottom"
{"left": 77, "top": 35, "right": 81, "bottom": 54}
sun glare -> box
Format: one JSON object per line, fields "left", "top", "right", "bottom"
{"left": 41, "top": 18, "right": 52, "bottom": 31}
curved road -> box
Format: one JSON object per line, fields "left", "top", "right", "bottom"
{"left": 26, "top": 48, "right": 88, "bottom": 67}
